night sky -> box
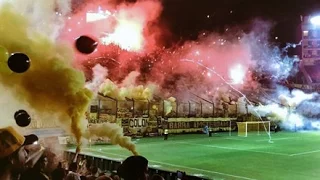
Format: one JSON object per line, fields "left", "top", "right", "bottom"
{"left": 74, "top": 0, "right": 320, "bottom": 44}
{"left": 161, "top": 0, "right": 320, "bottom": 43}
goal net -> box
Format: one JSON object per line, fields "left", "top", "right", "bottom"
{"left": 237, "top": 121, "right": 270, "bottom": 137}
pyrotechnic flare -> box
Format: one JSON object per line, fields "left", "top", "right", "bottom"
{"left": 61, "top": 0, "right": 163, "bottom": 58}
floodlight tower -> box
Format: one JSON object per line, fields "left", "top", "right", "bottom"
{"left": 301, "top": 15, "right": 320, "bottom": 66}
{"left": 299, "top": 15, "right": 320, "bottom": 85}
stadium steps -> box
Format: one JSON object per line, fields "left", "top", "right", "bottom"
{"left": 300, "top": 62, "right": 316, "bottom": 84}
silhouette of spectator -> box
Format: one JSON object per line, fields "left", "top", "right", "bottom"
{"left": 0, "top": 126, "right": 34, "bottom": 180}
{"left": 151, "top": 174, "right": 165, "bottom": 180}
{"left": 96, "top": 175, "right": 112, "bottom": 180}
{"left": 110, "top": 173, "right": 120, "bottom": 180}
{"left": 20, "top": 154, "right": 49, "bottom": 180}
{"left": 86, "top": 166, "right": 98, "bottom": 180}
{"left": 79, "top": 158, "right": 93, "bottom": 176}
{"left": 117, "top": 155, "right": 149, "bottom": 180}
{"left": 66, "top": 162, "right": 81, "bottom": 180}
{"left": 52, "top": 162, "right": 66, "bottom": 180}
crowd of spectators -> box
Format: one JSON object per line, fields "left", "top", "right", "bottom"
{"left": 0, "top": 126, "right": 167, "bottom": 180}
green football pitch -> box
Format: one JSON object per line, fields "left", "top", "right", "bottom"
{"left": 69, "top": 131, "right": 320, "bottom": 180}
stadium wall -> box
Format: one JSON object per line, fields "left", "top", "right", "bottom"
{"left": 64, "top": 150, "right": 209, "bottom": 180}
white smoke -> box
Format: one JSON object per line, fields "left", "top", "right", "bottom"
{"left": 86, "top": 64, "right": 108, "bottom": 94}
{"left": 242, "top": 88, "right": 319, "bottom": 130}
{"left": 0, "top": 0, "right": 71, "bottom": 41}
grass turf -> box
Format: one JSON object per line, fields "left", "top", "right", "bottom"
{"left": 70, "top": 131, "right": 320, "bottom": 180}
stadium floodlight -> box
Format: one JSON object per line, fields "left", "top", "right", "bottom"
{"left": 310, "top": 16, "right": 320, "bottom": 26}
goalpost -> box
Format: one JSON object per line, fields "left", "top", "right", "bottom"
{"left": 236, "top": 121, "right": 270, "bottom": 137}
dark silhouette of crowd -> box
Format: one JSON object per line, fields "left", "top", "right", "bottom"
{"left": 0, "top": 126, "right": 168, "bottom": 180}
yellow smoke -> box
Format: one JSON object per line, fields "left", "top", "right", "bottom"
{"left": 84, "top": 123, "right": 137, "bottom": 155}
{"left": 99, "top": 73, "right": 157, "bottom": 101}
{"left": 119, "top": 84, "right": 156, "bottom": 100}
{"left": 98, "top": 79, "right": 119, "bottom": 98}
{"left": 164, "top": 97, "right": 176, "bottom": 115}
{"left": 152, "top": 105, "right": 158, "bottom": 111}
{"left": 0, "top": 5, "right": 92, "bottom": 145}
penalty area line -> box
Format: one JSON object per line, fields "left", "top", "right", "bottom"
{"left": 86, "top": 149, "right": 256, "bottom": 180}
{"left": 290, "top": 149, "right": 320, "bottom": 156}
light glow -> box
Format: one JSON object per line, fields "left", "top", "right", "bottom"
{"left": 229, "top": 64, "right": 245, "bottom": 84}
{"left": 310, "top": 16, "right": 320, "bottom": 25}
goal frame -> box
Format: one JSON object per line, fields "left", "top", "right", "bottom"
{"left": 236, "top": 121, "right": 270, "bottom": 137}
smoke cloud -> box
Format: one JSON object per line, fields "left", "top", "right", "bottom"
{"left": 0, "top": 2, "right": 92, "bottom": 147}
{"left": 76, "top": 19, "right": 298, "bottom": 105}
{"left": 164, "top": 97, "right": 176, "bottom": 115}
{"left": 84, "top": 122, "right": 137, "bottom": 155}
{"left": 0, "top": 0, "right": 71, "bottom": 41}
{"left": 59, "top": 0, "right": 306, "bottom": 132}
{"left": 0, "top": 0, "right": 139, "bottom": 154}
{"left": 99, "top": 71, "right": 157, "bottom": 101}
{"left": 243, "top": 89, "right": 319, "bottom": 130}
{"left": 1, "top": 0, "right": 317, "bottom": 157}
{"left": 86, "top": 64, "right": 108, "bottom": 94}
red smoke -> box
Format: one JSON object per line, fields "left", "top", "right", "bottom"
{"left": 60, "top": 0, "right": 163, "bottom": 62}
{"left": 60, "top": 0, "right": 268, "bottom": 100}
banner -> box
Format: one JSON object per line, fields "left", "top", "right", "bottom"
{"left": 166, "top": 118, "right": 237, "bottom": 133}
{"left": 118, "top": 118, "right": 149, "bottom": 136}
{"left": 168, "top": 120, "right": 233, "bottom": 129}
{"left": 87, "top": 117, "right": 238, "bottom": 137}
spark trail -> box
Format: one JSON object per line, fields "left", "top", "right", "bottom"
{"left": 181, "top": 59, "right": 273, "bottom": 142}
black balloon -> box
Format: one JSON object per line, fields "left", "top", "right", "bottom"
{"left": 14, "top": 110, "right": 31, "bottom": 127}
{"left": 8, "top": 53, "right": 30, "bottom": 73}
{"left": 75, "top": 36, "right": 98, "bottom": 54}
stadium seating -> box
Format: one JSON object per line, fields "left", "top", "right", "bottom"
{"left": 304, "top": 65, "right": 320, "bottom": 83}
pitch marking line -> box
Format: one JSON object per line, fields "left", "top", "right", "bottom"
{"left": 290, "top": 149, "right": 320, "bottom": 156}
{"left": 178, "top": 142, "right": 289, "bottom": 156}
{"left": 225, "top": 137, "right": 297, "bottom": 142}
{"left": 83, "top": 138, "right": 226, "bottom": 151}
{"left": 82, "top": 139, "right": 208, "bottom": 151}
{"left": 150, "top": 160, "right": 256, "bottom": 180}
{"left": 87, "top": 149, "right": 256, "bottom": 180}
{"left": 255, "top": 137, "right": 297, "bottom": 142}
{"left": 224, "top": 137, "right": 249, "bottom": 141}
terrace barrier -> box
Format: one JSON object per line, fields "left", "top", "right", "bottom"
{"left": 64, "top": 150, "right": 210, "bottom": 180}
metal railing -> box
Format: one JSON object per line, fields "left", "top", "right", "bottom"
{"left": 91, "top": 93, "right": 240, "bottom": 119}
